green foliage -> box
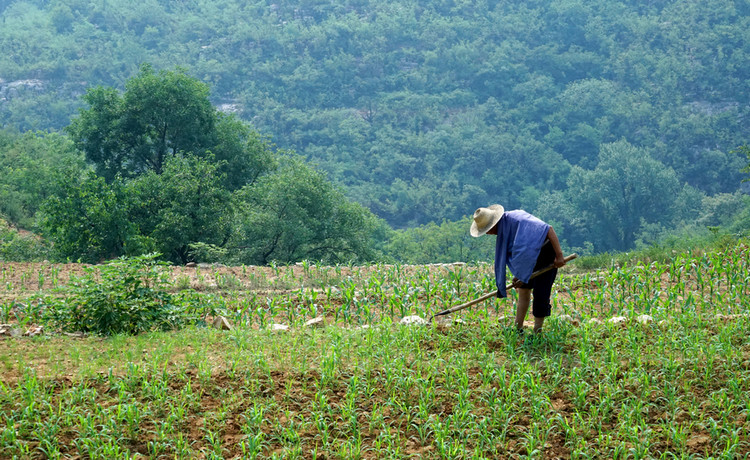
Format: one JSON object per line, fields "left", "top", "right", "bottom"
{"left": 212, "top": 113, "right": 278, "bottom": 191}
{"left": 49, "top": 3, "right": 74, "bottom": 33}
{"left": 726, "top": 195, "right": 750, "bottom": 237}
{"left": 39, "top": 173, "right": 134, "bottom": 263}
{"left": 0, "top": 129, "right": 87, "bottom": 228}
{"left": 575, "top": 228, "right": 747, "bottom": 270}
{"left": 1, "top": 0, "right": 748, "bottom": 243}
{"left": 0, "top": 218, "right": 51, "bottom": 261}
{"left": 187, "top": 242, "right": 228, "bottom": 262}
{"left": 736, "top": 145, "right": 750, "bottom": 181}
{"left": 3, "top": 1, "right": 750, "bottom": 258}
{"left": 124, "top": 155, "right": 233, "bottom": 263}
{"left": 33, "top": 68, "right": 383, "bottom": 265}
{"left": 231, "top": 154, "right": 385, "bottom": 265}
{"left": 383, "top": 217, "right": 494, "bottom": 264}
{"left": 67, "top": 64, "right": 216, "bottom": 180}
{"left": 66, "top": 64, "right": 276, "bottom": 190}
{"left": 538, "top": 141, "right": 682, "bottom": 252}
{"left": 42, "top": 254, "right": 205, "bottom": 335}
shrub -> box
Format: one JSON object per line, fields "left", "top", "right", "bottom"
{"left": 0, "top": 219, "right": 52, "bottom": 262}
{"left": 43, "top": 254, "right": 210, "bottom": 335}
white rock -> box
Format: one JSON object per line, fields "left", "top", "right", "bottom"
{"left": 63, "top": 331, "right": 86, "bottom": 338}
{"left": 400, "top": 315, "right": 428, "bottom": 326}
{"left": 304, "top": 316, "right": 325, "bottom": 328}
{"left": 434, "top": 316, "right": 464, "bottom": 327}
{"left": 608, "top": 316, "right": 628, "bottom": 324}
{"left": 716, "top": 313, "right": 748, "bottom": 321}
{"left": 557, "top": 314, "right": 580, "bottom": 326}
{"left": 212, "top": 316, "right": 232, "bottom": 331}
{"left": 23, "top": 325, "right": 44, "bottom": 337}
{"left": 635, "top": 314, "right": 653, "bottom": 325}
{"left": 270, "top": 323, "right": 289, "bottom": 331}
{"left": 0, "top": 324, "right": 12, "bottom": 336}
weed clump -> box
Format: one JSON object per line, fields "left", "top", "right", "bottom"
{"left": 43, "top": 254, "right": 210, "bottom": 335}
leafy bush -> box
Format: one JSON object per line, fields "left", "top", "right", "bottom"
{"left": 0, "top": 218, "right": 52, "bottom": 262}
{"left": 43, "top": 254, "right": 211, "bottom": 335}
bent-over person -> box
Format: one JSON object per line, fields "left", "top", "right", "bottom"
{"left": 470, "top": 205, "right": 566, "bottom": 333}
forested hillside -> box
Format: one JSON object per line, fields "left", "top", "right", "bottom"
{"left": 1, "top": 0, "right": 749, "bottom": 254}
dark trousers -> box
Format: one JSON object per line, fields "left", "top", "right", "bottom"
{"left": 517, "top": 242, "right": 557, "bottom": 317}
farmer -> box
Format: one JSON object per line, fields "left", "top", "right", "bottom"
{"left": 470, "top": 205, "right": 566, "bottom": 333}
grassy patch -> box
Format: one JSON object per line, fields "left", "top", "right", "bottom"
{"left": 1, "top": 241, "right": 749, "bottom": 458}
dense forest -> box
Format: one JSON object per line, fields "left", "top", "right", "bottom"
{"left": 0, "top": 0, "right": 749, "bottom": 261}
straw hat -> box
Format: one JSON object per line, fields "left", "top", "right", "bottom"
{"left": 470, "top": 204, "right": 505, "bottom": 237}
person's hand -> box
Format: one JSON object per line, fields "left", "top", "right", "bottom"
{"left": 554, "top": 253, "right": 566, "bottom": 268}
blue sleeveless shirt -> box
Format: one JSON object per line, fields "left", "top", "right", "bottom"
{"left": 494, "top": 210, "right": 550, "bottom": 297}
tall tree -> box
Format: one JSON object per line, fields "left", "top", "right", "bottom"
{"left": 561, "top": 140, "right": 681, "bottom": 252}
{"left": 67, "top": 64, "right": 215, "bottom": 180}
{"left": 231, "top": 155, "right": 385, "bottom": 264}
{"left": 66, "top": 64, "right": 275, "bottom": 190}
{"left": 0, "top": 130, "right": 87, "bottom": 228}
{"left": 39, "top": 173, "right": 133, "bottom": 263}
{"left": 125, "top": 155, "right": 233, "bottom": 263}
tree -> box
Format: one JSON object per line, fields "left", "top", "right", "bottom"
{"left": 66, "top": 64, "right": 275, "bottom": 190}
{"left": 125, "top": 155, "right": 233, "bottom": 263}
{"left": 39, "top": 173, "right": 133, "bottom": 263}
{"left": 67, "top": 64, "right": 215, "bottom": 180}
{"left": 49, "top": 4, "right": 75, "bottom": 33}
{"left": 563, "top": 140, "right": 681, "bottom": 252}
{"left": 0, "top": 130, "right": 87, "bottom": 228}
{"left": 211, "top": 113, "right": 278, "bottom": 191}
{"left": 121, "top": 64, "right": 215, "bottom": 175}
{"left": 231, "top": 155, "right": 385, "bottom": 265}
{"left": 737, "top": 145, "right": 750, "bottom": 181}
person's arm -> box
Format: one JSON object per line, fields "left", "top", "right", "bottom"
{"left": 547, "top": 226, "right": 566, "bottom": 268}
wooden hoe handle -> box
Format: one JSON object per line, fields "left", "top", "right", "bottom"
{"left": 430, "top": 253, "right": 578, "bottom": 320}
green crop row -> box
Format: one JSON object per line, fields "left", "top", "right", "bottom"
{"left": 0, "top": 242, "right": 749, "bottom": 458}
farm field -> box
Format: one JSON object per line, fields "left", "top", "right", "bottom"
{"left": 1, "top": 243, "right": 750, "bottom": 458}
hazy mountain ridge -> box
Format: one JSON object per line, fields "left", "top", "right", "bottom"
{"left": 1, "top": 0, "right": 748, "bottom": 251}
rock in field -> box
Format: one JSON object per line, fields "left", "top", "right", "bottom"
{"left": 434, "top": 316, "right": 464, "bottom": 327}
{"left": 63, "top": 331, "right": 87, "bottom": 338}
{"left": 304, "top": 316, "right": 325, "bottom": 329}
{"left": 608, "top": 316, "right": 628, "bottom": 325}
{"left": 24, "top": 325, "right": 44, "bottom": 337}
{"left": 557, "top": 314, "right": 580, "bottom": 326}
{"left": 212, "top": 316, "right": 232, "bottom": 331}
{"left": 715, "top": 313, "right": 748, "bottom": 321}
{"left": 400, "top": 315, "right": 428, "bottom": 326}
{"left": 270, "top": 323, "right": 289, "bottom": 331}
{"left": 635, "top": 314, "right": 654, "bottom": 325}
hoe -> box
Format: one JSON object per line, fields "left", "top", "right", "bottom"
{"left": 430, "top": 253, "right": 578, "bottom": 321}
